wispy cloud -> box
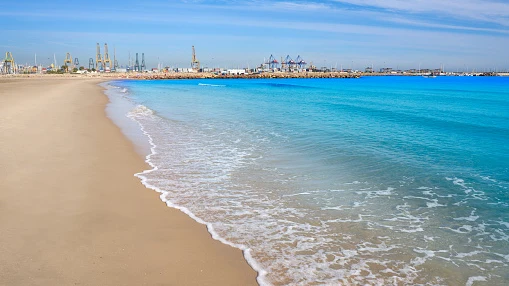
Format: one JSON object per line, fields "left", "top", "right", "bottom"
{"left": 382, "top": 16, "right": 509, "bottom": 34}
{"left": 332, "top": 0, "right": 509, "bottom": 26}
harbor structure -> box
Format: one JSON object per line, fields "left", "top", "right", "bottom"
{"left": 113, "top": 47, "right": 118, "bottom": 71}
{"left": 134, "top": 53, "right": 140, "bottom": 71}
{"left": 64, "top": 52, "right": 73, "bottom": 71}
{"left": 2, "top": 52, "right": 16, "bottom": 74}
{"left": 295, "top": 55, "right": 306, "bottom": 69}
{"left": 95, "top": 43, "right": 103, "bottom": 71}
{"left": 267, "top": 55, "right": 279, "bottom": 70}
{"left": 88, "top": 58, "right": 94, "bottom": 70}
{"left": 103, "top": 43, "right": 112, "bottom": 71}
{"left": 282, "top": 55, "right": 296, "bottom": 71}
{"left": 191, "top": 46, "right": 200, "bottom": 71}
{"left": 141, "top": 53, "right": 146, "bottom": 71}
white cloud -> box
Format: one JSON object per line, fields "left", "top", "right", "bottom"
{"left": 333, "top": 0, "right": 509, "bottom": 26}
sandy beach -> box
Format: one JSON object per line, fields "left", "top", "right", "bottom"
{"left": 0, "top": 77, "right": 257, "bottom": 285}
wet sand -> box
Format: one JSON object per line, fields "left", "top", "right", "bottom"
{"left": 0, "top": 77, "right": 257, "bottom": 285}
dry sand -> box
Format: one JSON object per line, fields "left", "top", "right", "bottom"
{"left": 0, "top": 77, "right": 257, "bottom": 285}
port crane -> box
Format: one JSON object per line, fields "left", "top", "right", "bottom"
{"left": 191, "top": 46, "right": 200, "bottom": 70}
{"left": 64, "top": 52, "right": 73, "bottom": 72}
{"left": 96, "top": 43, "right": 103, "bottom": 70}
{"left": 113, "top": 47, "right": 118, "bottom": 71}
{"left": 283, "top": 55, "right": 296, "bottom": 71}
{"left": 88, "top": 58, "right": 94, "bottom": 70}
{"left": 141, "top": 53, "right": 146, "bottom": 71}
{"left": 266, "top": 54, "right": 279, "bottom": 69}
{"left": 295, "top": 55, "right": 306, "bottom": 69}
{"left": 3, "top": 52, "right": 16, "bottom": 74}
{"left": 103, "top": 43, "right": 111, "bottom": 70}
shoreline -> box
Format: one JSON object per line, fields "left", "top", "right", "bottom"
{"left": 0, "top": 77, "right": 257, "bottom": 285}
{"left": 103, "top": 80, "right": 269, "bottom": 284}
{"left": 1, "top": 71, "right": 504, "bottom": 81}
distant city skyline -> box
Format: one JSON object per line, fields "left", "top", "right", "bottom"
{"left": 2, "top": 0, "right": 509, "bottom": 71}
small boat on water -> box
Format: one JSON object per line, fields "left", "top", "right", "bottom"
{"left": 422, "top": 74, "right": 437, "bottom": 78}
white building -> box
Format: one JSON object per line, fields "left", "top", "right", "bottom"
{"left": 227, "top": 69, "right": 246, "bottom": 75}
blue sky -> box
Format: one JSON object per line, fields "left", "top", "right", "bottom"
{"left": 1, "top": 0, "right": 508, "bottom": 71}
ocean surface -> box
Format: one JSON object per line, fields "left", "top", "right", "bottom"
{"left": 104, "top": 76, "right": 509, "bottom": 285}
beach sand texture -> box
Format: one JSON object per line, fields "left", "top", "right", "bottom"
{"left": 0, "top": 78, "right": 257, "bottom": 285}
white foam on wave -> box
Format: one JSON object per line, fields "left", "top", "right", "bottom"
{"left": 480, "top": 176, "right": 497, "bottom": 183}
{"left": 198, "top": 83, "right": 226, "bottom": 87}
{"left": 412, "top": 248, "right": 436, "bottom": 266}
{"left": 282, "top": 192, "right": 313, "bottom": 197}
{"left": 126, "top": 108, "right": 270, "bottom": 286}
{"left": 358, "top": 241, "right": 397, "bottom": 253}
{"left": 356, "top": 187, "right": 395, "bottom": 198}
{"left": 446, "top": 177, "right": 488, "bottom": 202}
{"left": 466, "top": 276, "right": 487, "bottom": 286}
{"left": 426, "top": 199, "right": 447, "bottom": 208}
{"left": 498, "top": 220, "right": 509, "bottom": 229}
{"left": 440, "top": 225, "right": 473, "bottom": 234}
{"left": 128, "top": 105, "right": 155, "bottom": 118}
{"left": 455, "top": 250, "right": 484, "bottom": 259}
{"left": 454, "top": 210, "right": 479, "bottom": 222}
{"left": 322, "top": 206, "right": 344, "bottom": 211}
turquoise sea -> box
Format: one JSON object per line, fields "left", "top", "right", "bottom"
{"left": 104, "top": 76, "right": 509, "bottom": 285}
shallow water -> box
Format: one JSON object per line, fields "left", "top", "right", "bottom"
{"left": 105, "top": 76, "right": 509, "bottom": 285}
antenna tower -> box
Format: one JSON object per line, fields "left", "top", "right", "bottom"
{"left": 74, "top": 58, "right": 79, "bottom": 67}
{"left": 103, "top": 43, "right": 111, "bottom": 70}
{"left": 96, "top": 43, "right": 103, "bottom": 70}
{"left": 3, "top": 52, "right": 16, "bottom": 74}
{"left": 191, "top": 46, "right": 200, "bottom": 70}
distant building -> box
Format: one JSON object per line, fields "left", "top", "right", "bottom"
{"left": 227, "top": 69, "right": 246, "bottom": 75}
{"left": 380, "top": 67, "right": 393, "bottom": 73}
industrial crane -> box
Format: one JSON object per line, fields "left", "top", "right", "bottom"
{"left": 3, "top": 52, "right": 16, "bottom": 74}
{"left": 191, "top": 46, "right": 200, "bottom": 71}
{"left": 103, "top": 43, "right": 111, "bottom": 71}
{"left": 64, "top": 52, "right": 73, "bottom": 72}
{"left": 96, "top": 43, "right": 103, "bottom": 71}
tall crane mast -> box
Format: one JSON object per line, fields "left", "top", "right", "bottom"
{"left": 103, "top": 43, "right": 111, "bottom": 70}
{"left": 113, "top": 47, "right": 118, "bottom": 70}
{"left": 191, "top": 46, "right": 200, "bottom": 71}
{"left": 88, "top": 58, "right": 94, "bottom": 70}
{"left": 3, "top": 52, "right": 16, "bottom": 74}
{"left": 64, "top": 52, "right": 73, "bottom": 72}
{"left": 134, "top": 53, "right": 140, "bottom": 71}
{"left": 96, "top": 43, "right": 103, "bottom": 70}
{"left": 141, "top": 53, "right": 146, "bottom": 71}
